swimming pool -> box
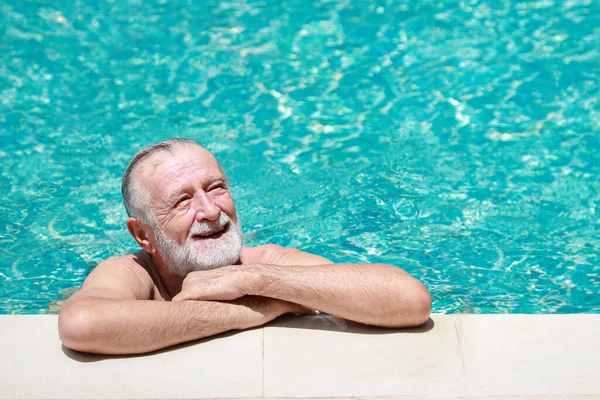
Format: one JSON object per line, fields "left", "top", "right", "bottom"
{"left": 1, "top": 0, "right": 598, "bottom": 314}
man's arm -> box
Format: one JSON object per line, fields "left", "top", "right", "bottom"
{"left": 59, "top": 254, "right": 312, "bottom": 355}
{"left": 174, "top": 245, "right": 432, "bottom": 328}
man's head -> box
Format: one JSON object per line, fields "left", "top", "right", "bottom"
{"left": 122, "top": 138, "right": 243, "bottom": 276}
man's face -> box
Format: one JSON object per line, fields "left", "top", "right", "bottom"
{"left": 139, "top": 145, "right": 243, "bottom": 276}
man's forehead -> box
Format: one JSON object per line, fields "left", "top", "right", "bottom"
{"left": 138, "top": 145, "right": 225, "bottom": 190}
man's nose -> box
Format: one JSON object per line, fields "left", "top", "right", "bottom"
{"left": 192, "top": 190, "right": 220, "bottom": 222}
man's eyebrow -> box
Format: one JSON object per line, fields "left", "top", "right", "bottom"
{"left": 206, "top": 176, "right": 226, "bottom": 185}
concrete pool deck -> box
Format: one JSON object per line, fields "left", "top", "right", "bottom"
{"left": 1, "top": 314, "right": 599, "bottom": 400}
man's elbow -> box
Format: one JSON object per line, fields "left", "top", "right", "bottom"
{"left": 58, "top": 305, "right": 99, "bottom": 353}
{"left": 409, "top": 285, "right": 432, "bottom": 326}
{"left": 384, "top": 282, "right": 432, "bottom": 328}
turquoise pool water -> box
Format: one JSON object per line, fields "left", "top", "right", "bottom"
{"left": 1, "top": 0, "right": 598, "bottom": 314}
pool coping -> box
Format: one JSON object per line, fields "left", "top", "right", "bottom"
{"left": 1, "top": 314, "right": 599, "bottom": 399}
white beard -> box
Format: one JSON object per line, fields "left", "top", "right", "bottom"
{"left": 153, "top": 213, "right": 243, "bottom": 277}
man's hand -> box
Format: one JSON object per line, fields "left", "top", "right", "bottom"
{"left": 230, "top": 296, "right": 318, "bottom": 330}
{"left": 172, "top": 265, "right": 258, "bottom": 302}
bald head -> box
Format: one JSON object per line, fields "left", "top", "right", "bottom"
{"left": 121, "top": 138, "right": 207, "bottom": 224}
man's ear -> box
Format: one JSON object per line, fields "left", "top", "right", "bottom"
{"left": 126, "top": 217, "right": 157, "bottom": 254}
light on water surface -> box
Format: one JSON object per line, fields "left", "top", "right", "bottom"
{"left": 0, "top": 0, "right": 598, "bottom": 314}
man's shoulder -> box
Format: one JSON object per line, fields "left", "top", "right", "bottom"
{"left": 240, "top": 244, "right": 286, "bottom": 264}
{"left": 101, "top": 250, "right": 153, "bottom": 270}
{"left": 83, "top": 251, "right": 157, "bottom": 299}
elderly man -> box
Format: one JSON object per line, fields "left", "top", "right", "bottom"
{"left": 59, "top": 138, "right": 431, "bottom": 355}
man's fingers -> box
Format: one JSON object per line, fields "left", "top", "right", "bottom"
{"left": 171, "top": 293, "right": 187, "bottom": 302}
{"left": 172, "top": 289, "right": 242, "bottom": 302}
{"left": 298, "top": 308, "right": 320, "bottom": 316}
{"left": 172, "top": 290, "right": 202, "bottom": 302}
{"left": 172, "top": 292, "right": 214, "bottom": 302}
{"left": 288, "top": 302, "right": 319, "bottom": 316}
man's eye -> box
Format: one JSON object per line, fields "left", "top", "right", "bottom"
{"left": 175, "top": 197, "right": 191, "bottom": 207}
{"left": 210, "top": 184, "right": 226, "bottom": 192}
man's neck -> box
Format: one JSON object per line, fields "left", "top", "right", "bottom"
{"left": 150, "top": 256, "right": 185, "bottom": 299}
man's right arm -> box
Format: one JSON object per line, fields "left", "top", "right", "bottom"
{"left": 58, "top": 255, "right": 310, "bottom": 355}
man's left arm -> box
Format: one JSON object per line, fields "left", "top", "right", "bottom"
{"left": 173, "top": 245, "right": 432, "bottom": 328}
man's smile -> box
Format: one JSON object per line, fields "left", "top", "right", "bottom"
{"left": 191, "top": 222, "right": 229, "bottom": 240}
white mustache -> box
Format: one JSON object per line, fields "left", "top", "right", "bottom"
{"left": 188, "top": 213, "right": 231, "bottom": 238}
